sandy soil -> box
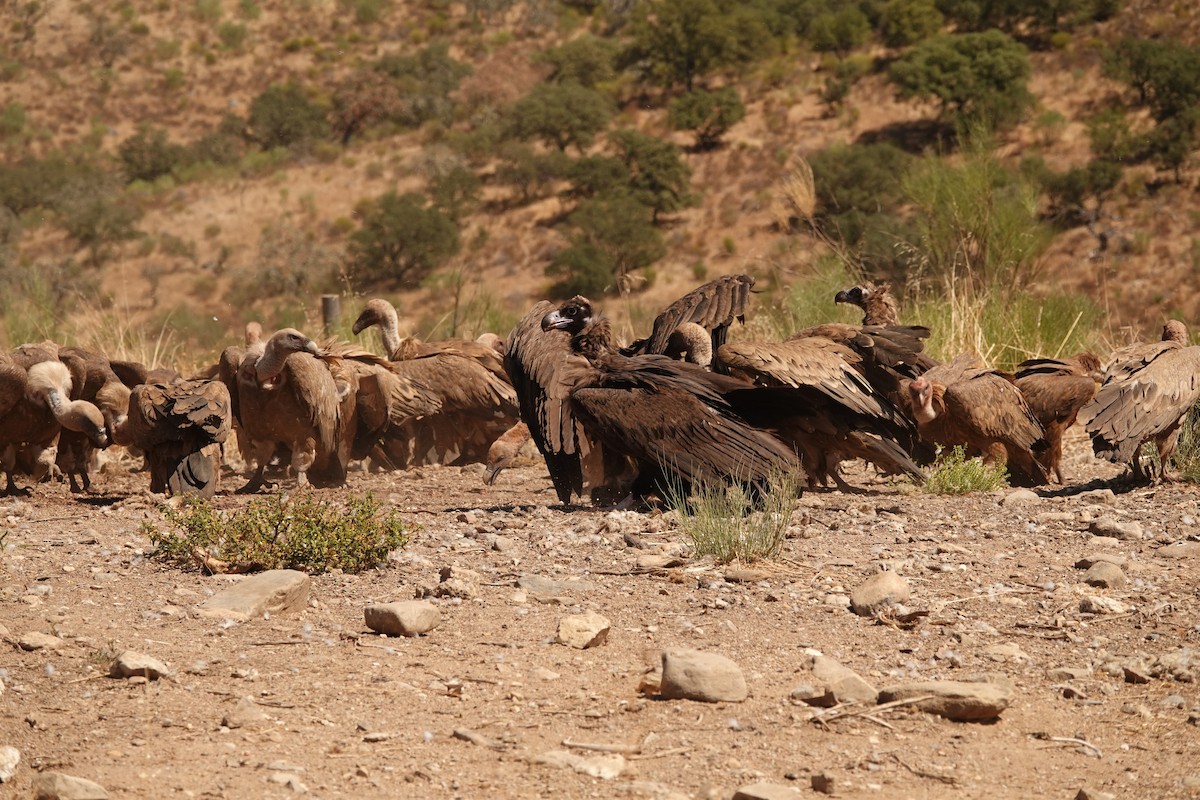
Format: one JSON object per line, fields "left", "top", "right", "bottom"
{"left": 2, "top": 435, "right": 1199, "bottom": 800}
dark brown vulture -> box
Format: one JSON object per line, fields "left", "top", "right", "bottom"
{"left": 538, "top": 297, "right": 803, "bottom": 503}
{"left": 834, "top": 282, "right": 902, "bottom": 326}
{"left": 1015, "top": 352, "right": 1102, "bottom": 484}
{"left": 901, "top": 353, "right": 1049, "bottom": 487}
{"left": 0, "top": 357, "right": 108, "bottom": 496}
{"left": 620, "top": 273, "right": 755, "bottom": 367}
{"left": 218, "top": 328, "right": 351, "bottom": 492}
{"left": 351, "top": 298, "right": 519, "bottom": 467}
{"left": 1078, "top": 320, "right": 1200, "bottom": 483}
{"left": 718, "top": 334, "right": 925, "bottom": 490}
{"left": 112, "top": 379, "right": 232, "bottom": 498}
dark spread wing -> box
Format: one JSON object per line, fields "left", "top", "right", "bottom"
{"left": 132, "top": 379, "right": 231, "bottom": 450}
{"left": 505, "top": 302, "right": 595, "bottom": 503}
{"left": 624, "top": 274, "right": 755, "bottom": 357}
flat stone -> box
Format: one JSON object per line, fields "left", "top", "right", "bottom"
{"left": 1001, "top": 488, "right": 1040, "bottom": 505}
{"left": 18, "top": 632, "right": 65, "bottom": 651}
{"left": 109, "top": 650, "right": 170, "bottom": 680}
{"left": 1080, "top": 596, "right": 1128, "bottom": 615}
{"left": 556, "top": 612, "right": 610, "bottom": 649}
{"left": 733, "top": 781, "right": 803, "bottom": 800}
{"left": 850, "top": 571, "right": 909, "bottom": 617}
{"left": 983, "top": 642, "right": 1032, "bottom": 663}
{"left": 1075, "top": 553, "right": 1126, "bottom": 569}
{"left": 1158, "top": 542, "right": 1200, "bottom": 559}
{"left": 1074, "top": 489, "right": 1116, "bottom": 504}
{"left": 31, "top": 772, "right": 110, "bottom": 800}
{"left": 534, "top": 750, "right": 625, "bottom": 780}
{"left": 1083, "top": 561, "right": 1127, "bottom": 589}
{"left": 364, "top": 601, "right": 440, "bottom": 637}
{"left": 811, "top": 655, "right": 878, "bottom": 704}
{"left": 516, "top": 575, "right": 594, "bottom": 596}
{"left": 1047, "top": 666, "right": 1091, "bottom": 681}
{"left": 0, "top": 745, "right": 18, "bottom": 783}
{"left": 877, "top": 678, "right": 1014, "bottom": 721}
{"left": 1088, "top": 518, "right": 1143, "bottom": 541}
{"left": 724, "top": 567, "right": 771, "bottom": 583}
{"left": 196, "top": 570, "right": 311, "bottom": 621}
{"left": 221, "top": 696, "right": 267, "bottom": 729}
{"left": 659, "top": 648, "right": 747, "bottom": 703}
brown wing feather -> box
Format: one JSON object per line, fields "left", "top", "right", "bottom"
{"left": 629, "top": 274, "right": 755, "bottom": 357}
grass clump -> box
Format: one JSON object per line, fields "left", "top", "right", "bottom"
{"left": 144, "top": 491, "right": 411, "bottom": 574}
{"left": 669, "top": 471, "right": 800, "bottom": 564}
{"left": 1170, "top": 404, "right": 1200, "bottom": 483}
{"left": 923, "top": 445, "right": 1008, "bottom": 495}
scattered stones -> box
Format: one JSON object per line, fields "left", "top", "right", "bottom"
{"left": 1123, "top": 663, "right": 1152, "bottom": 684}
{"left": 810, "top": 656, "right": 878, "bottom": 704}
{"left": 850, "top": 571, "right": 909, "bottom": 617}
{"left": 109, "top": 651, "right": 170, "bottom": 681}
{"left": 196, "top": 570, "right": 311, "bottom": 621}
{"left": 556, "top": 612, "right": 610, "bottom": 649}
{"left": 659, "top": 648, "right": 747, "bottom": 703}
{"left": 1080, "top": 596, "right": 1128, "bottom": 615}
{"left": 18, "top": 632, "right": 65, "bottom": 651}
{"left": 877, "top": 678, "right": 1014, "bottom": 722}
{"left": 534, "top": 750, "right": 625, "bottom": 780}
{"left": 364, "top": 601, "right": 441, "bottom": 637}
{"left": 732, "top": 781, "right": 803, "bottom": 800}
{"left": 1083, "top": 561, "right": 1127, "bottom": 589}
{"left": 1088, "top": 518, "right": 1143, "bottom": 541}
{"left": 0, "top": 746, "right": 18, "bottom": 783}
{"left": 30, "top": 772, "right": 110, "bottom": 800}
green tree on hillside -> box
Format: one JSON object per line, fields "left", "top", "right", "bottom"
{"left": 537, "top": 34, "right": 619, "bottom": 88}
{"left": 668, "top": 86, "right": 746, "bottom": 149}
{"left": 547, "top": 191, "right": 666, "bottom": 297}
{"left": 118, "top": 126, "right": 189, "bottom": 182}
{"left": 376, "top": 42, "right": 472, "bottom": 128}
{"left": 506, "top": 83, "right": 614, "bottom": 153}
{"left": 879, "top": 0, "right": 944, "bottom": 47}
{"left": 348, "top": 192, "right": 460, "bottom": 288}
{"left": 809, "top": 5, "right": 871, "bottom": 56}
{"left": 889, "top": 31, "right": 1033, "bottom": 130}
{"left": 247, "top": 82, "right": 328, "bottom": 150}
{"left": 608, "top": 129, "right": 696, "bottom": 221}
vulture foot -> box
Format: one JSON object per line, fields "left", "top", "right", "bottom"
{"left": 1, "top": 480, "right": 31, "bottom": 497}
{"left": 236, "top": 475, "right": 274, "bottom": 494}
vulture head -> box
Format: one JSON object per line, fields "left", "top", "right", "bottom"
{"left": 834, "top": 285, "right": 868, "bottom": 308}
{"left": 476, "top": 332, "right": 505, "bottom": 355}
{"left": 256, "top": 328, "right": 323, "bottom": 384}
{"left": 27, "top": 361, "right": 110, "bottom": 447}
{"left": 244, "top": 321, "right": 264, "bottom": 346}
{"left": 352, "top": 298, "right": 399, "bottom": 336}
{"left": 905, "top": 376, "right": 939, "bottom": 424}
{"left": 664, "top": 322, "right": 713, "bottom": 367}
{"left": 835, "top": 282, "right": 900, "bottom": 326}
{"left": 541, "top": 297, "right": 594, "bottom": 335}
{"left": 1163, "top": 319, "right": 1188, "bottom": 344}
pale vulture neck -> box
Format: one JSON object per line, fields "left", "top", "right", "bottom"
{"left": 376, "top": 303, "right": 402, "bottom": 356}
{"left": 255, "top": 337, "right": 294, "bottom": 382}
{"left": 47, "top": 390, "right": 106, "bottom": 436}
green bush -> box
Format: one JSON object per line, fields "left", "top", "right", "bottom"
{"left": 118, "top": 126, "right": 190, "bottom": 182}
{"left": 809, "top": 6, "right": 871, "bottom": 56}
{"left": 668, "top": 86, "right": 746, "bottom": 149}
{"left": 506, "top": 83, "right": 614, "bottom": 153}
{"left": 608, "top": 128, "right": 695, "bottom": 221}
{"left": 53, "top": 171, "right": 142, "bottom": 266}
{"left": 879, "top": 0, "right": 944, "bottom": 47}
{"left": 227, "top": 222, "right": 340, "bottom": 308}
{"left": 217, "top": 21, "right": 248, "bottom": 50}
{"left": 0, "top": 102, "right": 26, "bottom": 138}
{"left": 246, "top": 81, "right": 328, "bottom": 150}
{"left": 338, "top": 0, "right": 392, "bottom": 25}
{"left": 144, "top": 491, "right": 411, "bottom": 574}
{"left": 890, "top": 30, "right": 1034, "bottom": 130}
{"left": 547, "top": 190, "right": 665, "bottom": 297}
{"left": 376, "top": 42, "right": 472, "bottom": 128}
{"left": 428, "top": 165, "right": 481, "bottom": 221}
{"left": 667, "top": 470, "right": 800, "bottom": 564}
{"left": 537, "top": 34, "right": 619, "bottom": 88}
{"left": 923, "top": 445, "right": 1007, "bottom": 494}
{"left": 348, "top": 191, "right": 461, "bottom": 288}
{"left": 495, "top": 143, "right": 569, "bottom": 203}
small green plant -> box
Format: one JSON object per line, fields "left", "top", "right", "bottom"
{"left": 144, "top": 491, "right": 411, "bottom": 574}
{"left": 668, "top": 471, "right": 799, "bottom": 564}
{"left": 1171, "top": 404, "right": 1200, "bottom": 483}
{"left": 923, "top": 445, "right": 1008, "bottom": 494}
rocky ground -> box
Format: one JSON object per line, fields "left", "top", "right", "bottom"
{"left": 1, "top": 434, "right": 1199, "bottom": 800}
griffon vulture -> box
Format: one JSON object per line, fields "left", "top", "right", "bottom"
{"left": 1015, "top": 353, "right": 1102, "bottom": 484}
{"left": 901, "top": 353, "right": 1050, "bottom": 487}
{"left": 1078, "top": 320, "right": 1200, "bottom": 483}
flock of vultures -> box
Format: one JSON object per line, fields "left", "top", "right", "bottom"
{"left": 1, "top": 275, "right": 1197, "bottom": 506}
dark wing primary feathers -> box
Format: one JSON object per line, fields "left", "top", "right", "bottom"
{"left": 624, "top": 274, "right": 755, "bottom": 357}
{"left": 505, "top": 301, "right": 595, "bottom": 503}
{"left": 131, "top": 380, "right": 231, "bottom": 448}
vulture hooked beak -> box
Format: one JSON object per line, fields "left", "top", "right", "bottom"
{"left": 834, "top": 287, "right": 863, "bottom": 306}
{"left": 541, "top": 309, "right": 573, "bottom": 332}
{"left": 351, "top": 312, "right": 373, "bottom": 336}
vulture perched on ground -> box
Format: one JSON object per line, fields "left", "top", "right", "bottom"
{"left": 719, "top": 334, "right": 925, "bottom": 490}
{"left": 538, "top": 297, "right": 803, "bottom": 503}
{"left": 1078, "top": 320, "right": 1200, "bottom": 483}
{"left": 50, "top": 346, "right": 131, "bottom": 492}
{"left": 351, "top": 298, "right": 518, "bottom": 467}
{"left": 0, "top": 357, "right": 109, "bottom": 496}
{"left": 218, "top": 328, "right": 351, "bottom": 492}
{"left": 1015, "top": 353, "right": 1102, "bottom": 484}
{"left": 901, "top": 353, "right": 1050, "bottom": 487}
{"left": 113, "top": 379, "right": 231, "bottom": 498}
{"left": 835, "top": 282, "right": 902, "bottom": 326}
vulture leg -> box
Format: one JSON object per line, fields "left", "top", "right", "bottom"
{"left": 1, "top": 446, "right": 29, "bottom": 497}
{"left": 290, "top": 437, "right": 318, "bottom": 489}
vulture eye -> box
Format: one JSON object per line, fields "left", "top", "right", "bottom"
{"left": 564, "top": 307, "right": 578, "bottom": 318}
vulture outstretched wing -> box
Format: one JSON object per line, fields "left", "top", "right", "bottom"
{"left": 621, "top": 273, "right": 755, "bottom": 360}
{"left": 123, "top": 379, "right": 231, "bottom": 498}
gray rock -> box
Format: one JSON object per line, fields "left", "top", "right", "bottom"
{"left": 556, "top": 612, "right": 610, "bottom": 649}
{"left": 1088, "top": 518, "right": 1143, "bottom": 541}
{"left": 534, "top": 750, "right": 625, "bottom": 779}
{"left": 109, "top": 650, "right": 170, "bottom": 680}
{"left": 364, "top": 601, "right": 441, "bottom": 637}
{"left": 732, "top": 781, "right": 803, "bottom": 800}
{"left": 659, "top": 648, "right": 747, "bottom": 703}
{"left": 196, "top": 570, "right": 311, "bottom": 621}
{"left": 1001, "top": 488, "right": 1040, "bottom": 505}
{"left": 221, "top": 696, "right": 267, "bottom": 729}
{"left": 877, "top": 678, "right": 1014, "bottom": 721}
{"left": 1158, "top": 542, "right": 1200, "bottom": 559}
{"left": 983, "top": 642, "right": 1032, "bottom": 663}
{"left": 18, "top": 632, "right": 64, "bottom": 651}
{"left": 31, "top": 772, "right": 110, "bottom": 800}
{"left": 1080, "top": 596, "right": 1128, "bottom": 615}
{"left": 1075, "top": 489, "right": 1116, "bottom": 505}
{"left": 0, "top": 745, "right": 18, "bottom": 783}
{"left": 516, "top": 575, "right": 594, "bottom": 597}
{"left": 850, "top": 571, "right": 909, "bottom": 617}
{"left": 811, "top": 655, "right": 878, "bottom": 704}
{"left": 1083, "top": 561, "right": 1127, "bottom": 589}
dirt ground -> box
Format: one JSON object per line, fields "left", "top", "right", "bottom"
{"left": 2, "top": 432, "right": 1199, "bottom": 800}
